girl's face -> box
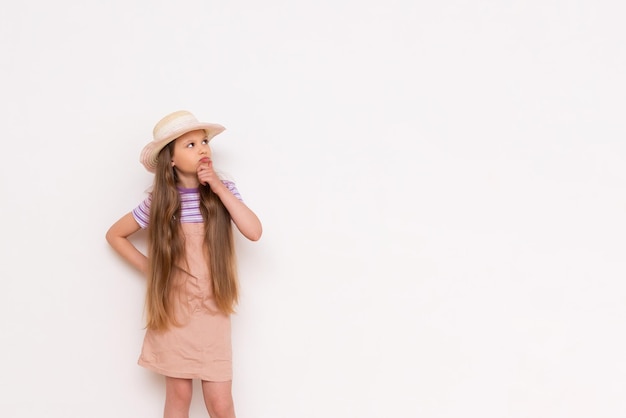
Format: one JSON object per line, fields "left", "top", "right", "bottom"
{"left": 170, "top": 129, "right": 212, "bottom": 186}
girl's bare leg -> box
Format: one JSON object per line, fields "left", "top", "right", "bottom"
{"left": 201, "top": 380, "right": 236, "bottom": 418}
{"left": 164, "top": 377, "right": 193, "bottom": 418}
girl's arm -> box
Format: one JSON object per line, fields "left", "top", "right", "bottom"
{"left": 105, "top": 212, "right": 149, "bottom": 274}
{"left": 197, "top": 161, "right": 263, "bottom": 241}
{"left": 212, "top": 181, "right": 263, "bottom": 241}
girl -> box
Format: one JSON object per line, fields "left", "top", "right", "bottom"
{"left": 106, "top": 110, "right": 262, "bottom": 418}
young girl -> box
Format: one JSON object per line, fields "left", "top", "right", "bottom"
{"left": 106, "top": 110, "right": 262, "bottom": 418}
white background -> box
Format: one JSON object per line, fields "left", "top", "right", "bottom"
{"left": 1, "top": 1, "right": 625, "bottom": 417}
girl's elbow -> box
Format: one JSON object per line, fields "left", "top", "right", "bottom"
{"left": 248, "top": 226, "right": 262, "bottom": 242}
{"left": 105, "top": 229, "right": 114, "bottom": 245}
{"left": 105, "top": 227, "right": 123, "bottom": 247}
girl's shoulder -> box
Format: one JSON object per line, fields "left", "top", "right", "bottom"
{"left": 221, "top": 179, "right": 242, "bottom": 201}
{"left": 218, "top": 172, "right": 242, "bottom": 201}
{"left": 132, "top": 191, "right": 152, "bottom": 229}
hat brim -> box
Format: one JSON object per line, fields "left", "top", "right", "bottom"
{"left": 140, "top": 123, "right": 225, "bottom": 173}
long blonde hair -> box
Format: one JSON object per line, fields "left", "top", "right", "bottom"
{"left": 144, "top": 143, "right": 238, "bottom": 330}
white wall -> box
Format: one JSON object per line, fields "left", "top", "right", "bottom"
{"left": 1, "top": 1, "right": 625, "bottom": 417}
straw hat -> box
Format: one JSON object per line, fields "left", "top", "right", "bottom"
{"left": 140, "top": 110, "right": 225, "bottom": 172}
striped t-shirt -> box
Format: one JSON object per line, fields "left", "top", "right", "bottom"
{"left": 132, "top": 180, "right": 242, "bottom": 229}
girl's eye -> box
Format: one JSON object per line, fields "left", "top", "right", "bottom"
{"left": 186, "top": 142, "right": 194, "bottom": 148}
{"left": 202, "top": 138, "right": 209, "bottom": 145}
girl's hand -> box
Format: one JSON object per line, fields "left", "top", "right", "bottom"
{"left": 197, "top": 158, "right": 220, "bottom": 188}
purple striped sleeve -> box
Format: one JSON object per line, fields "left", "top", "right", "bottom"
{"left": 132, "top": 194, "right": 151, "bottom": 229}
{"left": 223, "top": 180, "right": 243, "bottom": 201}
